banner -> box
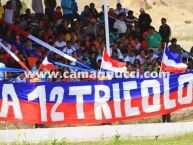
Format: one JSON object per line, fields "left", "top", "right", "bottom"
{"left": 0, "top": 72, "right": 193, "bottom": 125}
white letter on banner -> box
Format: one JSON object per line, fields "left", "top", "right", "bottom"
{"left": 0, "top": 84, "right": 22, "bottom": 119}
{"left": 94, "top": 85, "right": 112, "bottom": 120}
{"left": 28, "top": 85, "right": 47, "bottom": 122}
{"left": 50, "top": 87, "right": 64, "bottom": 121}
{"left": 141, "top": 80, "right": 161, "bottom": 113}
{"left": 164, "top": 75, "right": 176, "bottom": 110}
{"left": 178, "top": 74, "right": 193, "bottom": 105}
{"left": 69, "top": 86, "right": 91, "bottom": 119}
{"left": 123, "top": 81, "right": 140, "bottom": 117}
{"left": 113, "top": 83, "right": 122, "bottom": 118}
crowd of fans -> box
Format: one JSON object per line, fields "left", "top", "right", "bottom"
{"left": 0, "top": 0, "right": 193, "bottom": 82}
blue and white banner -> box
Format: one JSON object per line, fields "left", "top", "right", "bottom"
{"left": 0, "top": 71, "right": 193, "bottom": 124}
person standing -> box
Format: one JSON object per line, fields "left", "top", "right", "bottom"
{"left": 11, "top": 0, "right": 22, "bottom": 15}
{"left": 147, "top": 26, "right": 162, "bottom": 53}
{"left": 159, "top": 18, "right": 171, "bottom": 46}
{"left": 87, "top": 18, "right": 99, "bottom": 38}
{"left": 72, "top": 0, "right": 79, "bottom": 20}
{"left": 4, "top": 1, "right": 15, "bottom": 24}
{"left": 61, "top": 0, "right": 73, "bottom": 24}
{"left": 139, "top": 8, "right": 152, "bottom": 33}
{"left": 32, "top": 0, "right": 43, "bottom": 21}
{"left": 89, "top": 3, "right": 98, "bottom": 18}
{"left": 114, "top": 3, "right": 129, "bottom": 16}
{"left": 44, "top": 0, "right": 56, "bottom": 20}
{"left": 113, "top": 13, "right": 127, "bottom": 35}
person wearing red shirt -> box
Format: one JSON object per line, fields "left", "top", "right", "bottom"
{"left": 44, "top": 28, "right": 55, "bottom": 42}
{"left": 141, "top": 31, "right": 148, "bottom": 51}
{"left": 54, "top": 6, "right": 63, "bottom": 21}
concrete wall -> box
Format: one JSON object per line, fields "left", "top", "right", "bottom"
{"left": 1, "top": 122, "right": 193, "bottom": 143}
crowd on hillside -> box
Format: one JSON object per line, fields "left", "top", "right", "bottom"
{"left": 0, "top": 0, "right": 193, "bottom": 82}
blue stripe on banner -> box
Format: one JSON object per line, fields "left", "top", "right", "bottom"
{"left": 0, "top": 36, "right": 94, "bottom": 72}
{"left": 0, "top": 71, "right": 190, "bottom": 103}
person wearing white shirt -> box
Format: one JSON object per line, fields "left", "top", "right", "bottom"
{"left": 123, "top": 49, "right": 136, "bottom": 64}
{"left": 4, "top": 1, "right": 15, "bottom": 24}
{"left": 148, "top": 49, "right": 158, "bottom": 61}
{"left": 11, "top": 0, "right": 22, "bottom": 15}
{"left": 136, "top": 49, "right": 146, "bottom": 65}
{"left": 110, "top": 45, "right": 123, "bottom": 60}
{"left": 114, "top": 3, "right": 129, "bottom": 16}
{"left": 63, "top": 41, "right": 76, "bottom": 56}
{"left": 128, "top": 55, "right": 136, "bottom": 64}
{"left": 113, "top": 13, "right": 127, "bottom": 34}
{"left": 122, "top": 49, "right": 130, "bottom": 62}
{"left": 55, "top": 35, "right": 66, "bottom": 50}
{"left": 117, "top": 48, "right": 123, "bottom": 60}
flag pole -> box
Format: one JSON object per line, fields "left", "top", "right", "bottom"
{"left": 99, "top": 0, "right": 110, "bottom": 77}
{"left": 100, "top": 48, "right": 105, "bottom": 70}
{"left": 160, "top": 42, "right": 167, "bottom": 72}
{"left": 104, "top": 0, "right": 111, "bottom": 55}
{"left": 0, "top": 42, "right": 30, "bottom": 71}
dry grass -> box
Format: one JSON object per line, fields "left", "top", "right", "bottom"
{"left": 1, "top": 132, "right": 193, "bottom": 145}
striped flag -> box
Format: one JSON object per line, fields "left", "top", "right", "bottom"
{"left": 38, "top": 57, "right": 55, "bottom": 71}
{"left": 101, "top": 50, "right": 127, "bottom": 72}
{"left": 161, "top": 47, "right": 187, "bottom": 73}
